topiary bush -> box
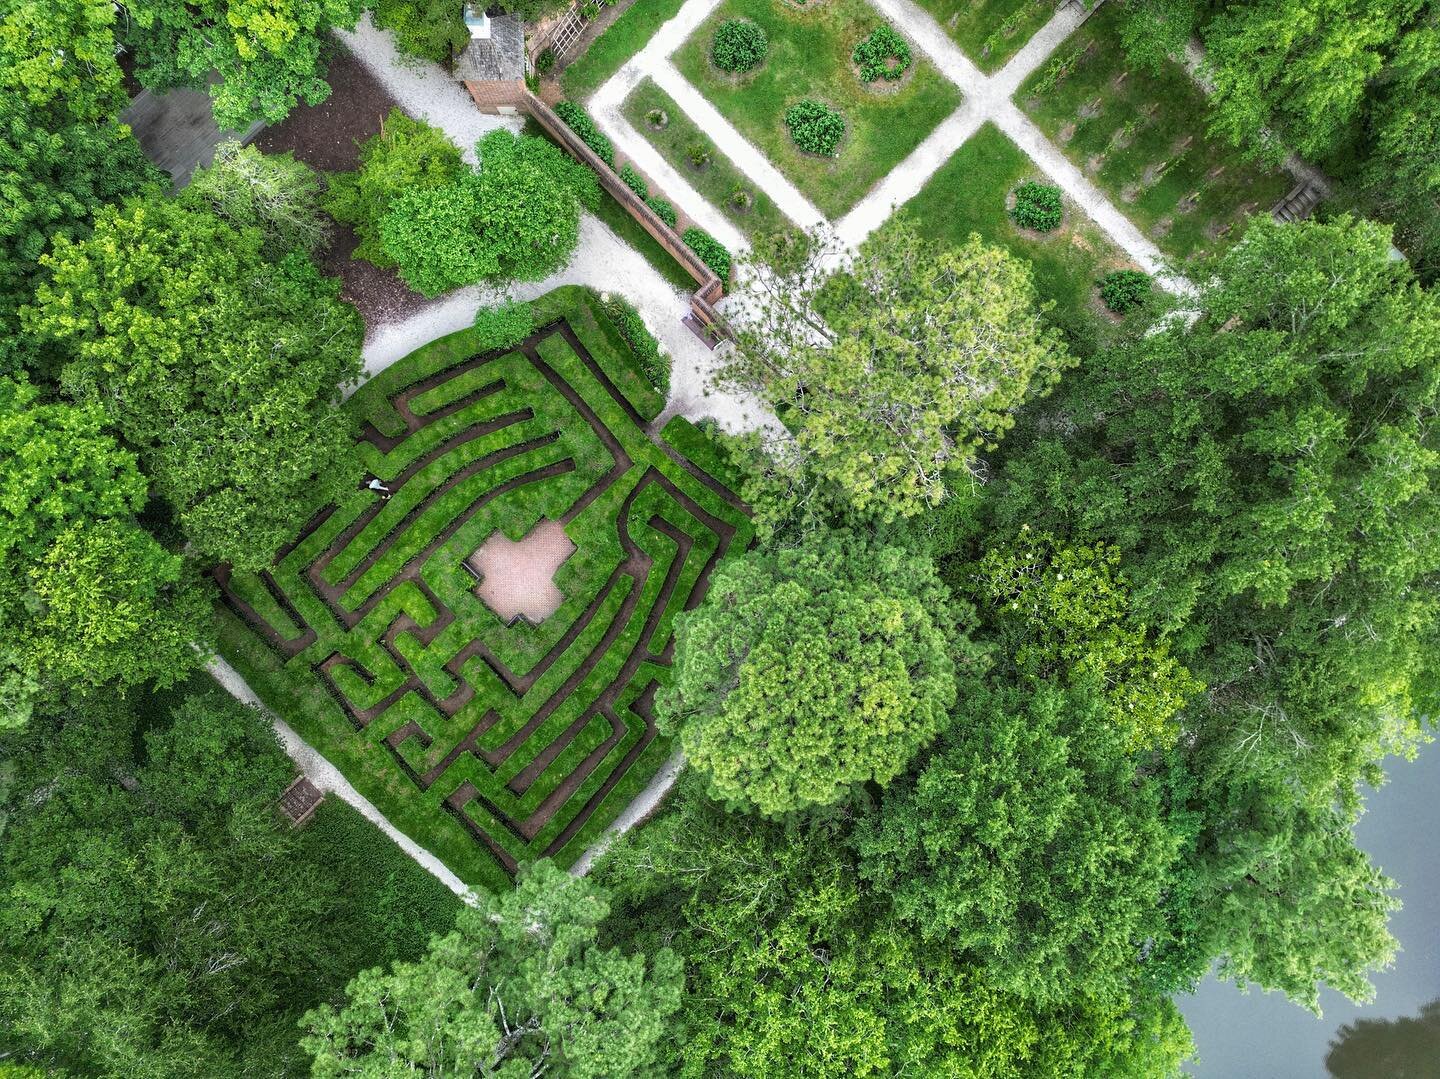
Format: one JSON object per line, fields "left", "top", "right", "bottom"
{"left": 1011, "top": 181, "right": 1063, "bottom": 231}
{"left": 472, "top": 300, "right": 533, "bottom": 352}
{"left": 785, "top": 100, "right": 845, "bottom": 157}
{"left": 555, "top": 101, "right": 614, "bottom": 167}
{"left": 647, "top": 197, "right": 678, "bottom": 228}
{"left": 712, "top": 19, "right": 768, "bottom": 73}
{"left": 684, "top": 227, "right": 731, "bottom": 284}
{"left": 1098, "top": 269, "right": 1151, "bottom": 314}
{"left": 852, "top": 25, "right": 912, "bottom": 83}
{"left": 620, "top": 163, "right": 649, "bottom": 200}
{"left": 600, "top": 293, "right": 670, "bottom": 394}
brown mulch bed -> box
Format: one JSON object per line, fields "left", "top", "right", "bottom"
{"left": 256, "top": 52, "right": 433, "bottom": 332}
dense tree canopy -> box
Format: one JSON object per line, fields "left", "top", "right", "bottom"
{"left": 26, "top": 196, "right": 364, "bottom": 570}
{"left": 303, "top": 861, "right": 683, "bottom": 1077}
{"left": 600, "top": 779, "right": 1194, "bottom": 1078}
{"left": 0, "top": 379, "right": 208, "bottom": 721}
{"left": 659, "top": 531, "right": 966, "bottom": 815}
{"left": 121, "top": 0, "right": 365, "bottom": 128}
{"left": 989, "top": 215, "right": 1432, "bottom": 1008}
{"left": 724, "top": 222, "right": 1070, "bottom": 519}
{"left": 857, "top": 683, "right": 1182, "bottom": 1007}
{"left": 183, "top": 141, "right": 331, "bottom": 259}
{"left": 324, "top": 108, "right": 465, "bottom": 267}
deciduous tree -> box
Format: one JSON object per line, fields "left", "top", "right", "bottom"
{"left": 183, "top": 140, "right": 331, "bottom": 258}
{"left": 659, "top": 531, "right": 967, "bottom": 815}
{"left": 856, "top": 683, "right": 1182, "bottom": 1007}
{"left": 120, "top": 0, "right": 365, "bottom": 128}
{"left": 724, "top": 222, "right": 1070, "bottom": 520}
{"left": 302, "top": 860, "right": 682, "bottom": 1077}
{"left": 27, "top": 197, "right": 364, "bottom": 570}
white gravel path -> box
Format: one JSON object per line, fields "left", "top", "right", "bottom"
{"left": 567, "top": 750, "right": 686, "bottom": 876}
{"left": 208, "top": 655, "right": 477, "bottom": 900}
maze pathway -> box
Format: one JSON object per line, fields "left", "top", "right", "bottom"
{"left": 217, "top": 311, "right": 750, "bottom": 886}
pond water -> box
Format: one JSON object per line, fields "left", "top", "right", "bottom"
{"left": 1178, "top": 736, "right": 1440, "bottom": 1077}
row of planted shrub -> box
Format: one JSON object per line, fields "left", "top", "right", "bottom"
{"left": 554, "top": 101, "right": 733, "bottom": 284}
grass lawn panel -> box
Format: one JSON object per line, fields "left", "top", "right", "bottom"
{"left": 213, "top": 286, "right": 751, "bottom": 890}
{"left": 560, "top": 0, "right": 689, "bottom": 101}
{"left": 622, "top": 78, "right": 791, "bottom": 238}
{"left": 673, "top": 0, "right": 963, "bottom": 219}
{"left": 914, "top": 0, "right": 1053, "bottom": 73}
{"left": 903, "top": 122, "right": 1144, "bottom": 349}
{"left": 1018, "top": 3, "right": 1292, "bottom": 263}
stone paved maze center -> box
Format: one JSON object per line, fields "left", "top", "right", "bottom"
{"left": 215, "top": 292, "right": 750, "bottom": 889}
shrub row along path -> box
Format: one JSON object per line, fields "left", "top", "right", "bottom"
{"left": 586, "top": 0, "right": 1197, "bottom": 297}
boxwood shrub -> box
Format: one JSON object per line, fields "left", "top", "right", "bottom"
{"left": 683, "top": 227, "right": 732, "bottom": 284}
{"left": 600, "top": 294, "right": 670, "bottom": 394}
{"left": 1098, "top": 269, "right": 1151, "bottom": 313}
{"left": 555, "top": 101, "right": 614, "bottom": 167}
{"left": 785, "top": 100, "right": 845, "bottom": 157}
{"left": 647, "top": 197, "right": 677, "bottom": 227}
{"left": 853, "top": 25, "right": 912, "bottom": 83}
{"left": 620, "top": 162, "right": 649, "bottom": 200}
{"left": 712, "top": 19, "right": 768, "bottom": 72}
{"left": 1011, "top": 181, "right": 1063, "bottom": 231}
{"left": 472, "top": 300, "right": 534, "bottom": 351}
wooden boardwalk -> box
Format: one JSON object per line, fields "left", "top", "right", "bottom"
{"left": 120, "top": 74, "right": 263, "bottom": 188}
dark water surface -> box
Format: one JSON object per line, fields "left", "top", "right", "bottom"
{"left": 1179, "top": 736, "right": 1440, "bottom": 1077}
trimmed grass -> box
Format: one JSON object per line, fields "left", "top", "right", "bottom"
{"left": 902, "top": 122, "right": 1144, "bottom": 350}
{"left": 214, "top": 287, "right": 750, "bottom": 891}
{"left": 673, "top": 0, "right": 963, "bottom": 218}
{"left": 622, "top": 78, "right": 790, "bottom": 239}
{"left": 560, "top": 0, "right": 688, "bottom": 101}
{"left": 1018, "top": 3, "right": 1292, "bottom": 263}
{"left": 914, "top": 0, "right": 1053, "bottom": 73}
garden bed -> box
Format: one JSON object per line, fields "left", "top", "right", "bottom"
{"left": 1018, "top": 3, "right": 1292, "bottom": 263}
{"left": 213, "top": 286, "right": 751, "bottom": 891}
{"left": 903, "top": 122, "right": 1145, "bottom": 349}
{"left": 914, "top": 0, "right": 1054, "bottom": 73}
{"left": 673, "top": 0, "right": 962, "bottom": 219}
{"left": 623, "top": 78, "right": 790, "bottom": 238}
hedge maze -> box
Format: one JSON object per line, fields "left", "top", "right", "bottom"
{"left": 215, "top": 290, "right": 750, "bottom": 888}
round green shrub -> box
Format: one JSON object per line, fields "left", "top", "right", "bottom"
{"left": 684, "top": 227, "right": 732, "bottom": 284}
{"left": 785, "top": 100, "right": 845, "bottom": 157}
{"left": 1098, "top": 269, "right": 1151, "bottom": 313}
{"left": 853, "top": 25, "right": 911, "bottom": 83}
{"left": 554, "top": 101, "right": 614, "bottom": 168}
{"left": 712, "top": 19, "right": 768, "bottom": 73}
{"left": 647, "top": 197, "right": 677, "bottom": 227}
{"left": 619, "top": 162, "right": 649, "bottom": 200}
{"left": 1011, "top": 181, "right": 1063, "bottom": 231}
{"left": 472, "top": 300, "right": 533, "bottom": 351}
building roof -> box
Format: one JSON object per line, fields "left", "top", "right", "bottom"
{"left": 456, "top": 13, "right": 525, "bottom": 82}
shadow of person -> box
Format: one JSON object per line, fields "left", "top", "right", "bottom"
{"left": 1326, "top": 998, "right": 1440, "bottom": 1078}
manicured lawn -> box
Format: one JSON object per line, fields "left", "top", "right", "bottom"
{"left": 623, "top": 78, "right": 790, "bottom": 239}
{"left": 1018, "top": 2, "right": 1292, "bottom": 263}
{"left": 914, "top": 0, "right": 1053, "bottom": 73}
{"left": 902, "top": 122, "right": 1144, "bottom": 349}
{"left": 560, "top": 0, "right": 688, "bottom": 101}
{"left": 214, "top": 287, "right": 750, "bottom": 891}
{"left": 673, "top": 0, "right": 963, "bottom": 219}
